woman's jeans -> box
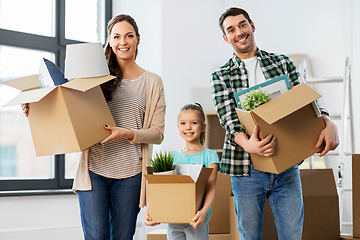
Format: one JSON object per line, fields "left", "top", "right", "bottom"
{"left": 231, "top": 164, "right": 304, "bottom": 240}
{"left": 167, "top": 223, "right": 209, "bottom": 240}
{"left": 77, "top": 171, "right": 142, "bottom": 240}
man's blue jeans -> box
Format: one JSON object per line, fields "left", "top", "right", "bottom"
{"left": 231, "top": 164, "right": 304, "bottom": 240}
{"left": 77, "top": 171, "right": 141, "bottom": 240}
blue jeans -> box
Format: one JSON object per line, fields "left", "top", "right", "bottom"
{"left": 231, "top": 164, "right": 303, "bottom": 240}
{"left": 167, "top": 223, "right": 209, "bottom": 240}
{"left": 77, "top": 171, "right": 142, "bottom": 240}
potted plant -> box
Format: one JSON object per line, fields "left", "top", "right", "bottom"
{"left": 148, "top": 151, "right": 176, "bottom": 175}
{"left": 241, "top": 87, "right": 271, "bottom": 111}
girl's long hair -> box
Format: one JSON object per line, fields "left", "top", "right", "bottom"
{"left": 101, "top": 14, "right": 140, "bottom": 101}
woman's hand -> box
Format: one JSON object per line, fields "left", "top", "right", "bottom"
{"left": 190, "top": 209, "right": 207, "bottom": 228}
{"left": 100, "top": 125, "right": 134, "bottom": 144}
{"left": 21, "top": 103, "right": 29, "bottom": 117}
{"left": 144, "top": 208, "right": 160, "bottom": 226}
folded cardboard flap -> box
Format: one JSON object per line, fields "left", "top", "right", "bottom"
{"left": 2, "top": 86, "right": 57, "bottom": 106}
{"left": 61, "top": 75, "right": 116, "bottom": 92}
{"left": 252, "top": 83, "right": 322, "bottom": 125}
{"left": 2, "top": 74, "right": 40, "bottom": 91}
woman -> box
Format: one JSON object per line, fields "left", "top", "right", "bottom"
{"left": 24, "top": 14, "right": 166, "bottom": 240}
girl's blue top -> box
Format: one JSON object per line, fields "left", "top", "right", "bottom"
{"left": 171, "top": 148, "right": 220, "bottom": 224}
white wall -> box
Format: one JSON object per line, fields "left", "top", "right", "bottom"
{"left": 0, "top": 1, "right": 358, "bottom": 239}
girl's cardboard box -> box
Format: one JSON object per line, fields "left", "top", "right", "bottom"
{"left": 145, "top": 165, "right": 213, "bottom": 223}
{"left": 236, "top": 83, "right": 325, "bottom": 174}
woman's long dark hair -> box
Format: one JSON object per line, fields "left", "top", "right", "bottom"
{"left": 101, "top": 14, "right": 140, "bottom": 101}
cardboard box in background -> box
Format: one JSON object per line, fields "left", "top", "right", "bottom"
{"left": 230, "top": 169, "right": 339, "bottom": 240}
{"left": 147, "top": 229, "right": 167, "bottom": 240}
{"left": 147, "top": 229, "right": 231, "bottom": 240}
{"left": 209, "top": 233, "right": 230, "bottom": 240}
{"left": 236, "top": 83, "right": 325, "bottom": 174}
{"left": 208, "top": 172, "right": 232, "bottom": 234}
{"left": 145, "top": 165, "right": 213, "bottom": 223}
{"left": 353, "top": 154, "right": 360, "bottom": 237}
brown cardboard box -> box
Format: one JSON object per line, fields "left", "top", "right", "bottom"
{"left": 208, "top": 172, "right": 232, "bottom": 234}
{"left": 353, "top": 154, "right": 360, "bottom": 237}
{"left": 236, "top": 83, "right": 325, "bottom": 173}
{"left": 147, "top": 229, "right": 167, "bottom": 240}
{"left": 341, "top": 234, "right": 360, "bottom": 240}
{"left": 230, "top": 169, "right": 339, "bottom": 240}
{"left": 145, "top": 165, "right": 213, "bottom": 223}
{"left": 209, "top": 233, "right": 231, "bottom": 240}
{"left": 3, "top": 74, "right": 115, "bottom": 156}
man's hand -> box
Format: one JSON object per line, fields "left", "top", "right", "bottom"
{"left": 235, "top": 125, "right": 276, "bottom": 157}
{"left": 316, "top": 114, "right": 339, "bottom": 157}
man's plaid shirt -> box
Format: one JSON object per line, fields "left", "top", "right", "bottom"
{"left": 211, "top": 49, "right": 307, "bottom": 176}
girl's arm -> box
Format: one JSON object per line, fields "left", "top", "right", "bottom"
{"left": 144, "top": 207, "right": 160, "bottom": 227}
{"left": 190, "top": 163, "right": 218, "bottom": 228}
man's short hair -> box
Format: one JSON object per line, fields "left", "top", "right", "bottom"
{"left": 219, "top": 7, "right": 252, "bottom": 35}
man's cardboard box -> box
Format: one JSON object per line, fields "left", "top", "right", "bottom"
{"left": 229, "top": 169, "right": 339, "bottom": 240}
{"left": 236, "top": 83, "right": 325, "bottom": 173}
{"left": 208, "top": 172, "right": 232, "bottom": 234}
{"left": 2, "top": 43, "right": 115, "bottom": 156}
{"left": 145, "top": 165, "right": 213, "bottom": 223}
{"left": 353, "top": 154, "right": 360, "bottom": 237}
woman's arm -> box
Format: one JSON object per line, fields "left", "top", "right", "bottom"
{"left": 190, "top": 163, "right": 218, "bottom": 228}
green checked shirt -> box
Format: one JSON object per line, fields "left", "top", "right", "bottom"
{"left": 211, "top": 49, "right": 324, "bottom": 176}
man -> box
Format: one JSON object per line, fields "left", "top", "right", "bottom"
{"left": 211, "top": 7, "right": 339, "bottom": 240}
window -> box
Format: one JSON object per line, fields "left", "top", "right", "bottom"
{"left": 0, "top": 0, "right": 112, "bottom": 195}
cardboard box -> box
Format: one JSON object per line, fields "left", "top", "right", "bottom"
{"left": 2, "top": 43, "right": 116, "bottom": 156}
{"left": 236, "top": 83, "right": 325, "bottom": 173}
{"left": 209, "top": 233, "right": 230, "bottom": 240}
{"left": 341, "top": 234, "right": 360, "bottom": 240}
{"left": 353, "top": 154, "right": 360, "bottom": 237}
{"left": 147, "top": 229, "right": 167, "bottom": 240}
{"left": 145, "top": 165, "right": 213, "bottom": 223}
{"left": 3, "top": 75, "right": 115, "bottom": 156}
{"left": 230, "top": 169, "right": 339, "bottom": 240}
{"left": 208, "top": 172, "right": 232, "bottom": 234}
{"left": 146, "top": 229, "right": 230, "bottom": 240}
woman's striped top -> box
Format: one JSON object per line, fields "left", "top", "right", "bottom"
{"left": 88, "top": 71, "right": 147, "bottom": 179}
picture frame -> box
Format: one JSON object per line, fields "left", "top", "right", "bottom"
{"left": 234, "top": 74, "right": 291, "bottom": 109}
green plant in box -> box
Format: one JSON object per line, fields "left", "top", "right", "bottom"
{"left": 241, "top": 87, "right": 271, "bottom": 111}
{"left": 149, "top": 151, "right": 175, "bottom": 173}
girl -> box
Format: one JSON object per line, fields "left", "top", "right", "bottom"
{"left": 23, "top": 14, "right": 166, "bottom": 240}
{"left": 145, "top": 102, "right": 219, "bottom": 240}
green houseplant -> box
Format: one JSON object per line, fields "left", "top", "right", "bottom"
{"left": 241, "top": 87, "right": 271, "bottom": 111}
{"left": 148, "top": 151, "right": 176, "bottom": 175}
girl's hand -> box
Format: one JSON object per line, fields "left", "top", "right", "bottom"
{"left": 190, "top": 209, "right": 206, "bottom": 228}
{"left": 100, "top": 125, "right": 134, "bottom": 144}
{"left": 21, "top": 103, "right": 29, "bottom": 117}
{"left": 144, "top": 208, "right": 159, "bottom": 226}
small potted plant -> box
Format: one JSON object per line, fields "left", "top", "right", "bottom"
{"left": 241, "top": 87, "right": 271, "bottom": 111}
{"left": 148, "top": 151, "right": 176, "bottom": 175}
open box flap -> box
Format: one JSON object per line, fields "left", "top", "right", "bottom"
{"left": 61, "top": 75, "right": 116, "bottom": 92}
{"left": 2, "top": 86, "right": 57, "bottom": 106}
{"left": 144, "top": 174, "right": 194, "bottom": 184}
{"left": 2, "top": 74, "right": 40, "bottom": 91}
{"left": 252, "top": 83, "right": 321, "bottom": 125}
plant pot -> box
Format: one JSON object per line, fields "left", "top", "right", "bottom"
{"left": 153, "top": 169, "right": 177, "bottom": 175}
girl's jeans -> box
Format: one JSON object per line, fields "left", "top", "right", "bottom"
{"left": 77, "top": 171, "right": 141, "bottom": 240}
{"left": 231, "top": 164, "right": 303, "bottom": 240}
